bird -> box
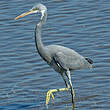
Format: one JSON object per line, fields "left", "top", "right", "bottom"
{"left": 15, "top": 3, "right": 93, "bottom": 105}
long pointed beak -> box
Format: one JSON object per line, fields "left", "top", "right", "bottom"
{"left": 15, "top": 10, "right": 35, "bottom": 20}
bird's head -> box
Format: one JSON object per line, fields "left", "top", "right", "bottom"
{"left": 15, "top": 3, "right": 47, "bottom": 20}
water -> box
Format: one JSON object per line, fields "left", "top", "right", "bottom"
{"left": 0, "top": 0, "right": 110, "bottom": 109}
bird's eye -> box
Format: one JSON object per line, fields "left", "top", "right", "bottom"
{"left": 32, "top": 8, "right": 39, "bottom": 11}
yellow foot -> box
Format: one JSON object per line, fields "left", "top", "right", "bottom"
{"left": 46, "top": 88, "right": 70, "bottom": 105}
{"left": 46, "top": 89, "right": 55, "bottom": 105}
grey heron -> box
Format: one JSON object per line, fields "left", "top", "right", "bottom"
{"left": 15, "top": 3, "right": 93, "bottom": 106}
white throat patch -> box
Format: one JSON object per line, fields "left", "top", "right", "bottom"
{"left": 41, "top": 10, "right": 45, "bottom": 20}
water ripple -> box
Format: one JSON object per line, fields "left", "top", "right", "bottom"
{"left": 0, "top": 0, "right": 110, "bottom": 110}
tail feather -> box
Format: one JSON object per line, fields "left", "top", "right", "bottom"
{"left": 85, "top": 58, "right": 93, "bottom": 64}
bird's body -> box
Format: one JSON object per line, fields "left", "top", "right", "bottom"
{"left": 42, "top": 44, "right": 92, "bottom": 72}
{"left": 15, "top": 3, "right": 93, "bottom": 107}
{"left": 35, "top": 14, "right": 92, "bottom": 74}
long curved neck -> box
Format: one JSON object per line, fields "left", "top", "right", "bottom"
{"left": 35, "top": 10, "right": 47, "bottom": 58}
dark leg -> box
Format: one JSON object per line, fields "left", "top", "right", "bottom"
{"left": 46, "top": 73, "right": 70, "bottom": 105}
{"left": 61, "top": 73, "right": 70, "bottom": 89}
{"left": 65, "top": 70, "right": 75, "bottom": 103}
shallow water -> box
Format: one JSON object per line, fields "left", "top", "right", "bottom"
{"left": 0, "top": 0, "right": 110, "bottom": 110}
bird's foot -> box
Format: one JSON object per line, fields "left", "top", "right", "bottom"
{"left": 46, "top": 88, "right": 70, "bottom": 105}
{"left": 46, "top": 89, "right": 55, "bottom": 105}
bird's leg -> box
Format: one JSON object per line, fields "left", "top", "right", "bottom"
{"left": 46, "top": 73, "right": 70, "bottom": 105}
{"left": 61, "top": 73, "right": 70, "bottom": 89}
{"left": 66, "top": 70, "right": 75, "bottom": 104}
